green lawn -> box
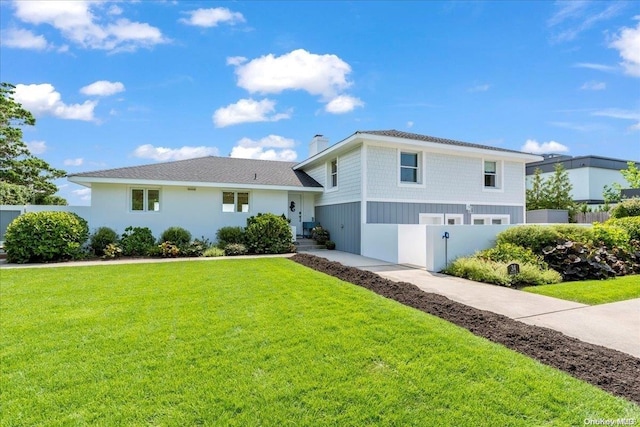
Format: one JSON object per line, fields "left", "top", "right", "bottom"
{"left": 522, "top": 275, "right": 640, "bottom": 305}
{"left": 1, "top": 259, "right": 638, "bottom": 425}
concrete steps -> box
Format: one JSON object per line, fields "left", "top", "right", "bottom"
{"left": 294, "top": 238, "right": 326, "bottom": 251}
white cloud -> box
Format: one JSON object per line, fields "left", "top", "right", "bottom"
{"left": 548, "top": 2, "right": 624, "bottom": 43}
{"left": 72, "top": 187, "right": 91, "bottom": 201}
{"left": 64, "top": 158, "right": 84, "bottom": 166}
{"left": 407, "top": 121, "right": 414, "bottom": 128}
{"left": 133, "top": 144, "right": 219, "bottom": 162}
{"left": 573, "top": 62, "right": 617, "bottom": 72}
{"left": 26, "top": 140, "right": 47, "bottom": 154}
{"left": 212, "top": 98, "right": 291, "bottom": 127}
{"left": 1, "top": 28, "right": 49, "bottom": 50}
{"left": 325, "top": 95, "right": 364, "bottom": 114}
{"left": 11, "top": 0, "right": 168, "bottom": 52}
{"left": 14, "top": 83, "right": 97, "bottom": 121}
{"left": 80, "top": 80, "right": 125, "bottom": 96}
{"left": 521, "top": 139, "right": 570, "bottom": 154}
{"left": 468, "top": 83, "right": 490, "bottom": 92}
{"left": 179, "top": 7, "right": 245, "bottom": 27}
{"left": 580, "top": 81, "right": 606, "bottom": 90}
{"left": 231, "top": 49, "right": 353, "bottom": 99}
{"left": 226, "top": 56, "right": 247, "bottom": 66}
{"left": 230, "top": 135, "right": 297, "bottom": 161}
{"left": 592, "top": 108, "right": 640, "bottom": 131}
{"left": 609, "top": 20, "right": 640, "bottom": 77}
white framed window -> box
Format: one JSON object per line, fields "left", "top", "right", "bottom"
{"left": 222, "top": 191, "right": 250, "bottom": 213}
{"left": 131, "top": 188, "right": 160, "bottom": 212}
{"left": 445, "top": 214, "right": 464, "bottom": 225}
{"left": 471, "top": 214, "right": 510, "bottom": 225}
{"left": 483, "top": 160, "right": 503, "bottom": 191}
{"left": 328, "top": 158, "right": 338, "bottom": 189}
{"left": 400, "top": 151, "right": 420, "bottom": 183}
{"left": 419, "top": 213, "right": 444, "bottom": 225}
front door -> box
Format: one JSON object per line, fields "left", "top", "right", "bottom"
{"left": 288, "top": 194, "right": 303, "bottom": 236}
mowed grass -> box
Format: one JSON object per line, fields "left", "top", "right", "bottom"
{"left": 523, "top": 275, "right": 640, "bottom": 305}
{"left": 1, "top": 259, "right": 638, "bottom": 426}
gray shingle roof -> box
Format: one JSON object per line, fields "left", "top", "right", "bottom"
{"left": 69, "top": 156, "right": 322, "bottom": 188}
{"left": 356, "top": 129, "right": 531, "bottom": 155}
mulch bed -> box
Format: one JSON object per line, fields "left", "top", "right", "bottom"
{"left": 291, "top": 253, "right": 640, "bottom": 404}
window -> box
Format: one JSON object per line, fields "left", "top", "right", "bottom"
{"left": 484, "top": 161, "right": 497, "bottom": 188}
{"left": 471, "top": 215, "right": 510, "bottom": 225}
{"left": 223, "top": 191, "right": 249, "bottom": 213}
{"left": 330, "top": 159, "right": 338, "bottom": 188}
{"left": 400, "top": 152, "right": 419, "bottom": 183}
{"left": 131, "top": 188, "right": 160, "bottom": 212}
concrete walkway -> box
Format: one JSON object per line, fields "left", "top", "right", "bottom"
{"left": 305, "top": 250, "right": 640, "bottom": 358}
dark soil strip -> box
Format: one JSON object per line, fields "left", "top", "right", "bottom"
{"left": 291, "top": 253, "right": 640, "bottom": 404}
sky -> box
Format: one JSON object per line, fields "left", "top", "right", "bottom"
{"left": 1, "top": 0, "right": 639, "bottom": 206}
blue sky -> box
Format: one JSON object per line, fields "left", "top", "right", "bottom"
{"left": 1, "top": 0, "right": 639, "bottom": 205}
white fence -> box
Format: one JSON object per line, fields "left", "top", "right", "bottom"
{"left": 362, "top": 223, "right": 515, "bottom": 272}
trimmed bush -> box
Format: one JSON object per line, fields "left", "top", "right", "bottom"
{"left": 476, "top": 243, "right": 545, "bottom": 267}
{"left": 216, "top": 226, "right": 245, "bottom": 249}
{"left": 591, "top": 223, "right": 630, "bottom": 249}
{"left": 120, "top": 226, "right": 155, "bottom": 256}
{"left": 159, "top": 241, "right": 180, "bottom": 258}
{"left": 245, "top": 213, "right": 293, "bottom": 254}
{"left": 610, "top": 198, "right": 640, "bottom": 219}
{"left": 325, "top": 240, "right": 336, "bottom": 250}
{"left": 606, "top": 217, "right": 640, "bottom": 241}
{"left": 103, "top": 243, "right": 123, "bottom": 259}
{"left": 181, "top": 239, "right": 209, "bottom": 257}
{"left": 89, "top": 226, "right": 119, "bottom": 256}
{"left": 4, "top": 211, "right": 89, "bottom": 264}
{"left": 203, "top": 247, "right": 225, "bottom": 257}
{"left": 160, "top": 226, "right": 192, "bottom": 246}
{"left": 311, "top": 226, "right": 330, "bottom": 245}
{"left": 496, "top": 225, "right": 561, "bottom": 254}
{"left": 224, "top": 243, "right": 248, "bottom": 256}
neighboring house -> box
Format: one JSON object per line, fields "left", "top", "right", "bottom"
{"left": 68, "top": 129, "right": 542, "bottom": 254}
{"left": 525, "top": 154, "right": 640, "bottom": 206}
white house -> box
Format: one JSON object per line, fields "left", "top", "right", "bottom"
{"left": 68, "top": 130, "right": 542, "bottom": 254}
{"left": 526, "top": 154, "right": 640, "bottom": 206}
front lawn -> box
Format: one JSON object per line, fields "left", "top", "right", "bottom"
{"left": 1, "top": 259, "right": 638, "bottom": 425}
{"left": 522, "top": 275, "right": 640, "bottom": 305}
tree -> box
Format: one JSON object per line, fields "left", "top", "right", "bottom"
{"left": 526, "top": 164, "right": 575, "bottom": 211}
{"left": 0, "top": 82, "right": 67, "bottom": 204}
{"left": 601, "top": 161, "right": 640, "bottom": 203}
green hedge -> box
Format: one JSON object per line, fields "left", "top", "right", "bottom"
{"left": 4, "top": 211, "right": 89, "bottom": 263}
{"left": 605, "top": 217, "right": 640, "bottom": 241}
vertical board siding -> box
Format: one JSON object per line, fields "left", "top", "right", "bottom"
{"left": 367, "top": 202, "right": 523, "bottom": 224}
{"left": 315, "top": 202, "right": 361, "bottom": 254}
{"left": 0, "top": 210, "right": 21, "bottom": 241}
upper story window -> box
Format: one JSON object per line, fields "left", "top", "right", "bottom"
{"left": 484, "top": 161, "right": 497, "bottom": 188}
{"left": 131, "top": 188, "right": 160, "bottom": 212}
{"left": 330, "top": 159, "right": 338, "bottom": 188}
{"left": 223, "top": 191, "right": 249, "bottom": 213}
{"left": 400, "top": 152, "right": 420, "bottom": 183}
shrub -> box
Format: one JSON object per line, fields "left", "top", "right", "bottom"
{"left": 496, "top": 225, "right": 561, "bottom": 253}
{"left": 610, "top": 198, "right": 640, "bottom": 218}
{"left": 159, "top": 241, "right": 180, "bottom": 258}
{"left": 103, "top": 243, "right": 123, "bottom": 259}
{"left": 443, "top": 257, "right": 561, "bottom": 287}
{"left": 311, "top": 226, "right": 330, "bottom": 245}
{"left": 181, "top": 239, "right": 209, "bottom": 257}
{"left": 120, "top": 226, "right": 155, "bottom": 256}
{"left": 89, "top": 227, "right": 119, "bottom": 256}
{"left": 476, "top": 243, "right": 544, "bottom": 267}
{"left": 216, "top": 226, "right": 245, "bottom": 249}
{"left": 160, "top": 226, "right": 192, "bottom": 246}
{"left": 606, "top": 217, "right": 640, "bottom": 241}
{"left": 224, "top": 243, "right": 247, "bottom": 256}
{"left": 203, "top": 247, "right": 225, "bottom": 257}
{"left": 591, "top": 223, "right": 630, "bottom": 249}
{"left": 542, "top": 240, "right": 616, "bottom": 281}
{"left": 245, "top": 213, "right": 293, "bottom": 254}
{"left": 4, "top": 211, "right": 89, "bottom": 264}
{"left": 325, "top": 240, "right": 336, "bottom": 250}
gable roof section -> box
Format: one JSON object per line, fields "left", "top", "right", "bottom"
{"left": 295, "top": 129, "right": 542, "bottom": 169}
{"left": 69, "top": 156, "right": 322, "bottom": 189}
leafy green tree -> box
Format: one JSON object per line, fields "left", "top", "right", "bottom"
{"left": 0, "top": 82, "right": 67, "bottom": 204}
{"left": 601, "top": 161, "right": 640, "bottom": 203}
{"left": 526, "top": 164, "right": 575, "bottom": 217}
{"left": 526, "top": 168, "right": 546, "bottom": 210}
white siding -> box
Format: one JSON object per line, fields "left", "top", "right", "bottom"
{"left": 366, "top": 146, "right": 524, "bottom": 205}
{"left": 90, "top": 183, "right": 288, "bottom": 242}
{"left": 313, "top": 147, "right": 362, "bottom": 206}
